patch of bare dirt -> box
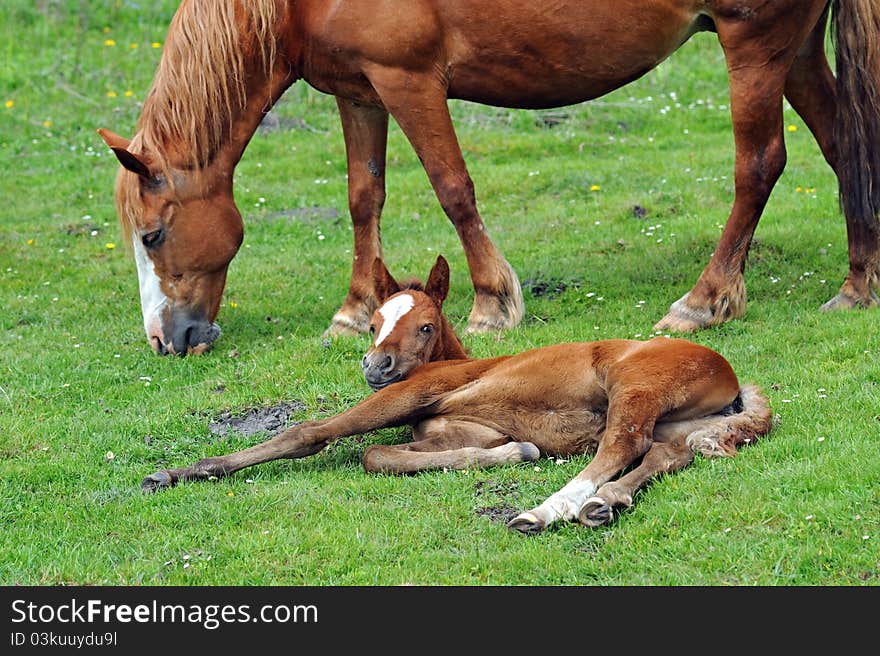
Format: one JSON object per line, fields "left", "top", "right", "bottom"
{"left": 208, "top": 401, "right": 306, "bottom": 438}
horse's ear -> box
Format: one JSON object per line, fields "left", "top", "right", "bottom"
{"left": 425, "top": 255, "right": 450, "bottom": 306}
{"left": 372, "top": 258, "right": 400, "bottom": 303}
{"left": 97, "top": 128, "right": 152, "bottom": 179}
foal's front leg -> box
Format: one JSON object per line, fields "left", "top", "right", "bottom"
{"left": 141, "top": 377, "right": 446, "bottom": 492}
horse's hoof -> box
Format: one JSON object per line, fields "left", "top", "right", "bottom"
{"left": 141, "top": 470, "right": 173, "bottom": 493}
{"left": 577, "top": 497, "right": 613, "bottom": 527}
{"left": 819, "top": 289, "right": 879, "bottom": 312}
{"left": 324, "top": 310, "right": 369, "bottom": 338}
{"left": 507, "top": 512, "right": 546, "bottom": 534}
{"left": 464, "top": 317, "right": 507, "bottom": 334}
{"left": 653, "top": 294, "right": 712, "bottom": 333}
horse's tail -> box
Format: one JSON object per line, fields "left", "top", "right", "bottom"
{"left": 659, "top": 384, "right": 774, "bottom": 459}
{"left": 832, "top": 0, "right": 880, "bottom": 227}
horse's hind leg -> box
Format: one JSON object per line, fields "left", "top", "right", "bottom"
{"left": 362, "top": 420, "right": 539, "bottom": 474}
{"left": 326, "top": 98, "right": 390, "bottom": 337}
{"left": 784, "top": 9, "right": 880, "bottom": 312}
{"left": 655, "top": 12, "right": 814, "bottom": 332}
{"left": 577, "top": 440, "right": 694, "bottom": 527}
{"left": 365, "top": 68, "right": 524, "bottom": 333}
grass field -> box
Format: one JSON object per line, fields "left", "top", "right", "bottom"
{"left": 1, "top": 1, "right": 878, "bottom": 585}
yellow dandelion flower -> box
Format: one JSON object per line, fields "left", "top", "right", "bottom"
{"left": 27, "top": 238, "right": 34, "bottom": 245}
{"left": 151, "top": 42, "right": 162, "bottom": 49}
{"left": 129, "top": 43, "right": 138, "bottom": 49}
{"left": 796, "top": 186, "right": 803, "bottom": 192}
{"left": 124, "top": 90, "right": 133, "bottom": 97}
{"left": 104, "top": 39, "right": 116, "bottom": 47}
{"left": 105, "top": 242, "right": 116, "bottom": 250}
{"left": 106, "top": 91, "right": 117, "bottom": 98}
{"left": 787, "top": 124, "right": 797, "bottom": 132}
{"left": 227, "top": 491, "right": 234, "bottom": 497}
{"left": 229, "top": 301, "right": 238, "bottom": 308}
{"left": 43, "top": 120, "right": 52, "bottom": 128}
{"left": 5, "top": 100, "right": 13, "bottom": 109}
{"left": 590, "top": 184, "right": 601, "bottom": 191}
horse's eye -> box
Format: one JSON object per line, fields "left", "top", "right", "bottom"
{"left": 420, "top": 324, "right": 433, "bottom": 334}
{"left": 369, "top": 325, "right": 376, "bottom": 335}
{"left": 141, "top": 228, "right": 165, "bottom": 249}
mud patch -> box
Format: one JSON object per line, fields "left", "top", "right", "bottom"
{"left": 473, "top": 479, "right": 521, "bottom": 523}
{"left": 522, "top": 276, "right": 583, "bottom": 299}
{"left": 257, "top": 111, "right": 315, "bottom": 134}
{"left": 208, "top": 401, "right": 306, "bottom": 438}
{"left": 475, "top": 505, "right": 521, "bottom": 524}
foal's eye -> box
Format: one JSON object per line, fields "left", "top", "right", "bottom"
{"left": 420, "top": 324, "right": 433, "bottom": 334}
{"left": 141, "top": 228, "right": 165, "bottom": 249}
{"left": 369, "top": 325, "right": 376, "bottom": 335}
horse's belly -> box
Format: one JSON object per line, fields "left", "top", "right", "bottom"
{"left": 443, "top": 0, "right": 705, "bottom": 108}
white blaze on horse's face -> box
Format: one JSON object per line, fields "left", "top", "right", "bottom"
{"left": 374, "top": 293, "right": 415, "bottom": 346}
{"left": 132, "top": 233, "right": 168, "bottom": 349}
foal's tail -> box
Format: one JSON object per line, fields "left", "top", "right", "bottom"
{"left": 832, "top": 0, "right": 880, "bottom": 227}
{"left": 660, "top": 384, "right": 774, "bottom": 459}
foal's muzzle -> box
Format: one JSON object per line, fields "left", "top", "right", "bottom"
{"left": 362, "top": 352, "right": 401, "bottom": 390}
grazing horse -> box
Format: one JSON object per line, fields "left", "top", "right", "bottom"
{"left": 142, "top": 255, "right": 773, "bottom": 533}
{"left": 99, "top": 1, "right": 880, "bottom": 355}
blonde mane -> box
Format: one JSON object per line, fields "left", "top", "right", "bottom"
{"left": 116, "top": 0, "right": 279, "bottom": 243}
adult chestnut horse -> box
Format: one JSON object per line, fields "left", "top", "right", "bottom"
{"left": 142, "top": 255, "right": 773, "bottom": 533}
{"left": 99, "top": 1, "right": 880, "bottom": 355}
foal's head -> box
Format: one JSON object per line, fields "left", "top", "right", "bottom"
{"left": 361, "top": 256, "right": 468, "bottom": 391}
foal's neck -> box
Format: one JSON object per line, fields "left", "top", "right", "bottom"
{"left": 433, "top": 315, "right": 470, "bottom": 362}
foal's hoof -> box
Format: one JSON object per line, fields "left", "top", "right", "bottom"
{"left": 577, "top": 497, "right": 613, "bottom": 527}
{"left": 506, "top": 512, "right": 546, "bottom": 534}
{"left": 141, "top": 470, "right": 173, "bottom": 493}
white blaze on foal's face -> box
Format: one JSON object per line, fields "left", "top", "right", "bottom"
{"left": 375, "top": 293, "right": 415, "bottom": 346}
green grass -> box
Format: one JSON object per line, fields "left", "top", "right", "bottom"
{"left": 1, "top": 1, "right": 878, "bottom": 585}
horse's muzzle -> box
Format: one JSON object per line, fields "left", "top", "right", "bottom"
{"left": 158, "top": 317, "right": 221, "bottom": 356}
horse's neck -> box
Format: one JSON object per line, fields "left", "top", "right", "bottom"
{"left": 435, "top": 316, "right": 470, "bottom": 362}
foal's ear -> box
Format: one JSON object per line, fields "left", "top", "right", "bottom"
{"left": 425, "top": 255, "right": 450, "bottom": 306}
{"left": 97, "top": 128, "right": 152, "bottom": 180}
{"left": 372, "top": 258, "right": 401, "bottom": 303}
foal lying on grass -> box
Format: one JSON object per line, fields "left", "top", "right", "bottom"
{"left": 143, "top": 256, "right": 773, "bottom": 533}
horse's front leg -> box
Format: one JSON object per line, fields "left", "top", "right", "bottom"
{"left": 365, "top": 67, "right": 524, "bottom": 334}
{"left": 325, "top": 98, "right": 389, "bottom": 337}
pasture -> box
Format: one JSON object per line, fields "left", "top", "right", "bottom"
{"left": 1, "top": 1, "right": 878, "bottom": 585}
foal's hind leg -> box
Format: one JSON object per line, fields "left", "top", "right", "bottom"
{"left": 362, "top": 420, "right": 539, "bottom": 474}
{"left": 784, "top": 10, "right": 880, "bottom": 312}
{"left": 577, "top": 440, "right": 694, "bottom": 527}
{"left": 655, "top": 13, "right": 813, "bottom": 332}
{"left": 326, "top": 99, "right": 390, "bottom": 337}
{"left": 364, "top": 67, "right": 525, "bottom": 333}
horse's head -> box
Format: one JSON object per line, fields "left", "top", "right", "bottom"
{"left": 362, "top": 255, "right": 466, "bottom": 391}
{"left": 98, "top": 129, "right": 243, "bottom": 355}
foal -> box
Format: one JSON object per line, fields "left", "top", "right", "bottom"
{"left": 142, "top": 256, "right": 773, "bottom": 533}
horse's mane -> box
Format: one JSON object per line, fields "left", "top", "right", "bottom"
{"left": 116, "top": 0, "right": 278, "bottom": 242}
